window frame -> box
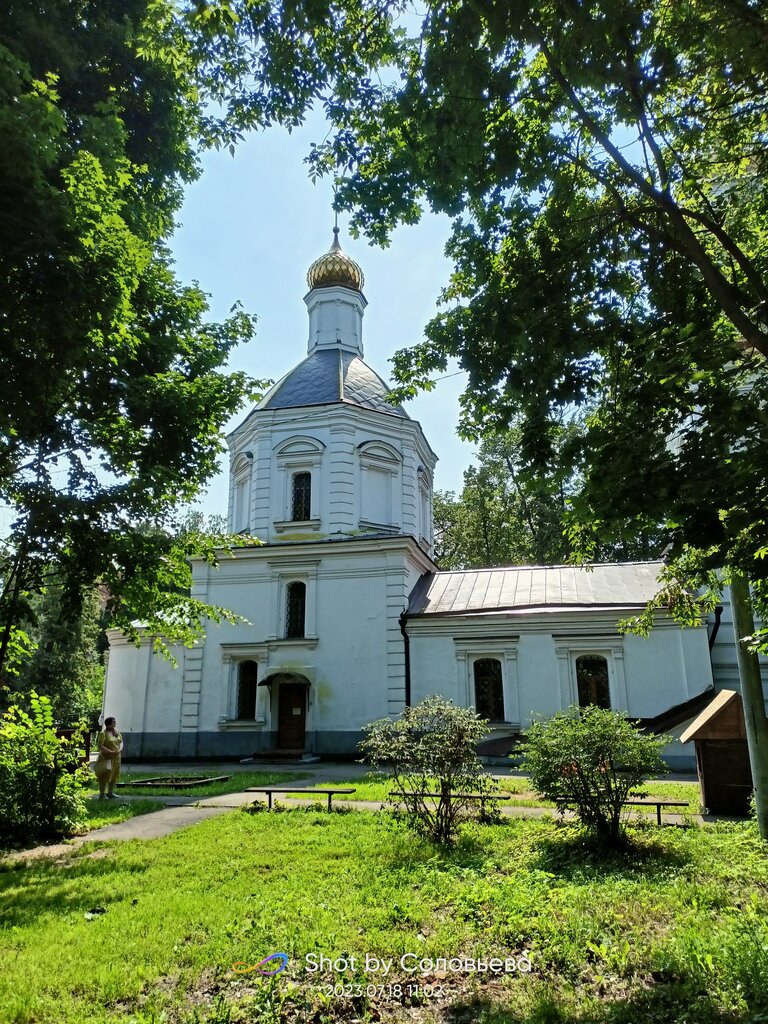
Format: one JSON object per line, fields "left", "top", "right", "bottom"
{"left": 473, "top": 657, "right": 506, "bottom": 722}
{"left": 285, "top": 580, "right": 307, "bottom": 640}
{"left": 418, "top": 465, "right": 433, "bottom": 547}
{"left": 236, "top": 659, "right": 259, "bottom": 720}
{"left": 217, "top": 646, "right": 270, "bottom": 728}
{"left": 265, "top": 558, "right": 320, "bottom": 642}
{"left": 232, "top": 453, "right": 252, "bottom": 533}
{"left": 357, "top": 440, "right": 402, "bottom": 533}
{"left": 575, "top": 653, "right": 612, "bottom": 710}
{"left": 290, "top": 471, "right": 312, "bottom": 522}
{"left": 554, "top": 638, "right": 628, "bottom": 713}
{"left": 454, "top": 640, "right": 521, "bottom": 728}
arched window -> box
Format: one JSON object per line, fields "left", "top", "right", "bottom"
{"left": 358, "top": 441, "right": 401, "bottom": 530}
{"left": 291, "top": 472, "right": 311, "bottom": 521}
{"left": 237, "top": 660, "right": 258, "bottom": 719}
{"left": 232, "top": 454, "right": 252, "bottom": 533}
{"left": 576, "top": 655, "right": 611, "bottom": 709}
{"left": 418, "top": 465, "right": 432, "bottom": 544}
{"left": 285, "top": 581, "right": 306, "bottom": 639}
{"left": 474, "top": 658, "right": 505, "bottom": 721}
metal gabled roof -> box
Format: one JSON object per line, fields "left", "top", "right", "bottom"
{"left": 407, "top": 561, "right": 665, "bottom": 616}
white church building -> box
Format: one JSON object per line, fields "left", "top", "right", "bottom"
{"left": 103, "top": 231, "right": 764, "bottom": 768}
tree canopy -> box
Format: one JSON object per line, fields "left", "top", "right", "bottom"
{"left": 297, "top": 0, "right": 768, "bottom": 833}
{"left": 297, "top": 0, "right": 768, "bottom": 636}
{"left": 4, "top": 2, "right": 766, "bottom": 631}
{"left": 434, "top": 421, "right": 664, "bottom": 570}
{"left": 0, "top": 0, "right": 413, "bottom": 683}
{"left": 0, "top": 3, "right": 262, "bottom": 678}
{"left": 3, "top": 585, "right": 106, "bottom": 725}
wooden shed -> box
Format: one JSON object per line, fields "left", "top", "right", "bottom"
{"left": 680, "top": 690, "right": 753, "bottom": 816}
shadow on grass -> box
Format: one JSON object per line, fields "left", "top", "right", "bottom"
{"left": 0, "top": 849, "right": 152, "bottom": 926}
{"left": 366, "top": 813, "right": 502, "bottom": 874}
{"left": 441, "top": 983, "right": 761, "bottom": 1024}
{"left": 371, "top": 812, "right": 693, "bottom": 883}
{"left": 528, "top": 820, "right": 692, "bottom": 882}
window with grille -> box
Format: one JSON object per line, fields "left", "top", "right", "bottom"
{"left": 237, "top": 660, "right": 258, "bottom": 719}
{"left": 291, "top": 472, "right": 311, "bottom": 521}
{"left": 285, "top": 581, "right": 306, "bottom": 639}
{"left": 576, "top": 655, "right": 611, "bottom": 709}
{"left": 473, "top": 658, "right": 505, "bottom": 721}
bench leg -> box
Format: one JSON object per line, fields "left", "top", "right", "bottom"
{"left": 268, "top": 793, "right": 273, "bottom": 810}
{"left": 657, "top": 804, "right": 662, "bottom": 827}
{"left": 328, "top": 793, "right": 332, "bottom": 813}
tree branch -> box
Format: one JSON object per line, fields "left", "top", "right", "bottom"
{"left": 532, "top": 30, "right": 768, "bottom": 358}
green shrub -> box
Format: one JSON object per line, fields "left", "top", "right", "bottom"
{"left": 0, "top": 692, "right": 89, "bottom": 844}
{"left": 520, "top": 705, "right": 670, "bottom": 846}
{"left": 360, "top": 695, "right": 496, "bottom": 844}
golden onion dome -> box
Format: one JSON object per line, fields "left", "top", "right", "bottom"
{"left": 307, "top": 227, "right": 364, "bottom": 292}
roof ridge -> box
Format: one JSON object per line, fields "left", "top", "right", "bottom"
{"left": 431, "top": 560, "right": 664, "bottom": 576}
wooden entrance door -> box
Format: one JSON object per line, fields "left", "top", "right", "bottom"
{"left": 277, "top": 683, "right": 307, "bottom": 750}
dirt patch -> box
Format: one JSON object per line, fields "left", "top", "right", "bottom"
{"left": 1, "top": 836, "right": 120, "bottom": 867}
{"left": 59, "top": 847, "right": 112, "bottom": 866}
{"left": 2, "top": 840, "right": 82, "bottom": 864}
{"left": 158, "top": 968, "right": 531, "bottom": 1024}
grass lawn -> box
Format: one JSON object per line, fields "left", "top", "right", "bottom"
{"left": 302, "top": 773, "right": 703, "bottom": 814}
{"left": 0, "top": 807, "right": 766, "bottom": 1024}
{"left": 112, "top": 770, "right": 309, "bottom": 799}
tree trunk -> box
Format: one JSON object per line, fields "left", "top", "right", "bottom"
{"left": 730, "top": 573, "right": 768, "bottom": 840}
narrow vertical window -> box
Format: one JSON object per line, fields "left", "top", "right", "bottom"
{"left": 291, "top": 472, "right": 311, "bottom": 521}
{"left": 474, "top": 658, "right": 505, "bottom": 721}
{"left": 235, "top": 477, "right": 249, "bottom": 532}
{"left": 237, "top": 660, "right": 258, "bottom": 719}
{"left": 285, "top": 581, "right": 306, "bottom": 639}
{"left": 576, "top": 655, "right": 611, "bottom": 709}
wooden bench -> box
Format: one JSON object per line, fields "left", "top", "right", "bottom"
{"left": 622, "top": 799, "right": 690, "bottom": 826}
{"left": 245, "top": 787, "right": 356, "bottom": 812}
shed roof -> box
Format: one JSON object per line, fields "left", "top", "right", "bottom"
{"left": 407, "top": 561, "right": 664, "bottom": 616}
{"left": 679, "top": 689, "right": 745, "bottom": 743}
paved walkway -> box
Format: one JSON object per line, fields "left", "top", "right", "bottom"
{"left": 113, "top": 760, "right": 698, "bottom": 783}
{"left": 2, "top": 766, "right": 709, "bottom": 864}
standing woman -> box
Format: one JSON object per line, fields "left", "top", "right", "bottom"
{"left": 94, "top": 716, "right": 123, "bottom": 799}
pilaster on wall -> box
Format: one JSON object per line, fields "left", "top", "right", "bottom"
{"left": 612, "top": 649, "right": 629, "bottom": 710}
{"left": 182, "top": 565, "right": 209, "bottom": 750}
{"left": 251, "top": 430, "right": 272, "bottom": 538}
{"left": 386, "top": 562, "right": 409, "bottom": 715}
{"left": 181, "top": 645, "right": 203, "bottom": 737}
{"left": 555, "top": 647, "right": 572, "bottom": 708}
{"left": 329, "top": 423, "right": 356, "bottom": 534}
{"left": 401, "top": 445, "right": 419, "bottom": 540}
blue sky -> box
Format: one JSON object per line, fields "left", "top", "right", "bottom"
{"left": 169, "top": 112, "right": 477, "bottom": 520}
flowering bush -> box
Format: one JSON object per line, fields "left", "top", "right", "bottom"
{"left": 0, "top": 693, "right": 89, "bottom": 844}
{"left": 360, "top": 695, "right": 497, "bottom": 844}
{"left": 521, "top": 705, "right": 670, "bottom": 846}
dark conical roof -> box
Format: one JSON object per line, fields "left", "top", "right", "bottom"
{"left": 256, "top": 349, "right": 408, "bottom": 418}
